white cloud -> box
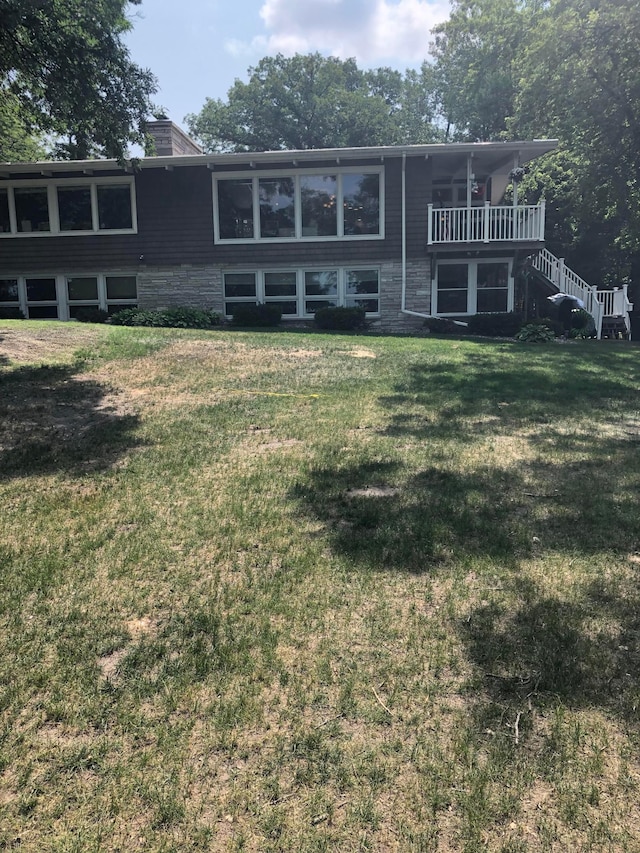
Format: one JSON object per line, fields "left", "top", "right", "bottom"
{"left": 225, "top": 0, "right": 449, "bottom": 66}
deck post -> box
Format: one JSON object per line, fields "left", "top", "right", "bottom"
{"left": 427, "top": 203, "right": 433, "bottom": 245}
{"left": 483, "top": 202, "right": 490, "bottom": 242}
{"left": 539, "top": 200, "right": 546, "bottom": 241}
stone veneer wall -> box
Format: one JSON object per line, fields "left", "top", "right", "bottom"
{"left": 137, "top": 258, "right": 433, "bottom": 333}
{"left": 137, "top": 265, "right": 223, "bottom": 312}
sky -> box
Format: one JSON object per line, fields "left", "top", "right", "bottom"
{"left": 124, "top": 0, "right": 450, "bottom": 129}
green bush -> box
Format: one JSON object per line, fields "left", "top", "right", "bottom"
{"left": 466, "top": 313, "right": 524, "bottom": 337}
{"left": 110, "top": 307, "right": 220, "bottom": 328}
{"left": 424, "top": 317, "right": 457, "bottom": 334}
{"left": 74, "top": 307, "right": 109, "bottom": 324}
{"left": 516, "top": 323, "right": 556, "bottom": 342}
{"left": 313, "top": 306, "right": 367, "bottom": 331}
{"left": 528, "top": 316, "right": 563, "bottom": 337}
{"left": 0, "top": 307, "right": 25, "bottom": 320}
{"left": 230, "top": 303, "right": 282, "bottom": 327}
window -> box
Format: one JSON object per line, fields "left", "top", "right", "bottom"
{"left": 15, "top": 188, "right": 50, "bottom": 232}
{"left": 223, "top": 268, "right": 380, "bottom": 318}
{"left": 0, "top": 178, "right": 136, "bottom": 236}
{"left": 105, "top": 276, "right": 138, "bottom": 314}
{"left": 3, "top": 274, "right": 137, "bottom": 320}
{"left": 214, "top": 169, "right": 383, "bottom": 242}
{"left": 0, "top": 279, "right": 19, "bottom": 304}
{"left": 67, "top": 276, "right": 99, "bottom": 318}
{"left": 301, "top": 176, "right": 337, "bottom": 237}
{"left": 25, "top": 277, "right": 58, "bottom": 318}
{"left": 477, "top": 262, "right": 508, "bottom": 312}
{"left": 304, "top": 270, "right": 338, "bottom": 314}
{"left": 0, "top": 190, "right": 11, "bottom": 233}
{"left": 346, "top": 269, "right": 380, "bottom": 313}
{"left": 343, "top": 174, "right": 380, "bottom": 235}
{"left": 264, "top": 271, "right": 298, "bottom": 315}
{"left": 58, "top": 186, "right": 92, "bottom": 231}
{"left": 259, "top": 178, "right": 295, "bottom": 238}
{"left": 218, "top": 179, "right": 254, "bottom": 239}
{"left": 97, "top": 185, "right": 133, "bottom": 230}
{"left": 223, "top": 272, "right": 257, "bottom": 316}
{"left": 435, "top": 259, "right": 513, "bottom": 315}
{"left": 436, "top": 264, "right": 468, "bottom": 314}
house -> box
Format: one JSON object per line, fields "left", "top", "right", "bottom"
{"left": 0, "top": 121, "right": 632, "bottom": 337}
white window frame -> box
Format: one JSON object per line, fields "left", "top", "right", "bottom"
{"left": 213, "top": 167, "right": 385, "bottom": 244}
{"left": 0, "top": 176, "right": 137, "bottom": 237}
{"left": 0, "top": 273, "right": 137, "bottom": 319}
{"left": 434, "top": 258, "right": 513, "bottom": 316}
{"left": 222, "top": 267, "right": 381, "bottom": 319}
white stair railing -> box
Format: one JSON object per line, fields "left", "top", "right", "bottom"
{"left": 532, "top": 248, "right": 604, "bottom": 339}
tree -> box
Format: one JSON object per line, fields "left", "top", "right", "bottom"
{"left": 430, "top": 0, "right": 533, "bottom": 141}
{"left": 0, "top": 90, "right": 45, "bottom": 161}
{"left": 186, "top": 53, "right": 442, "bottom": 153}
{"left": 0, "top": 0, "right": 157, "bottom": 161}
{"left": 513, "top": 0, "right": 640, "bottom": 259}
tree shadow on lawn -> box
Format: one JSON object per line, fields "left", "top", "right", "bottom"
{"left": 383, "top": 346, "right": 639, "bottom": 440}
{"left": 292, "top": 342, "right": 640, "bottom": 725}
{"left": 459, "top": 569, "right": 640, "bottom": 728}
{"left": 292, "top": 428, "right": 639, "bottom": 574}
{"left": 0, "top": 363, "right": 142, "bottom": 479}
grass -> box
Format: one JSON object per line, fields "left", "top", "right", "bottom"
{"left": 1, "top": 320, "right": 639, "bottom": 851}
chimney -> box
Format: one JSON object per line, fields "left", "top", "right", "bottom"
{"left": 145, "top": 119, "right": 203, "bottom": 157}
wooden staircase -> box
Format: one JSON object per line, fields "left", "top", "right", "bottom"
{"left": 531, "top": 248, "right": 633, "bottom": 339}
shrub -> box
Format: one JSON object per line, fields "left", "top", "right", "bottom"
{"left": 110, "top": 307, "right": 221, "bottom": 328}
{"left": 230, "top": 303, "right": 282, "bottom": 327}
{"left": 110, "top": 308, "right": 162, "bottom": 326}
{"left": 74, "top": 307, "right": 109, "bottom": 324}
{"left": 423, "top": 317, "right": 457, "bottom": 334}
{"left": 313, "top": 306, "right": 367, "bottom": 331}
{"left": 527, "top": 316, "right": 563, "bottom": 337}
{"left": 516, "top": 323, "right": 556, "bottom": 342}
{"left": 161, "top": 307, "right": 221, "bottom": 328}
{"left": 0, "top": 307, "right": 25, "bottom": 320}
{"left": 466, "top": 313, "right": 524, "bottom": 337}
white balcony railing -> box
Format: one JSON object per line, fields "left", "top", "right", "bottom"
{"left": 427, "top": 202, "right": 546, "bottom": 245}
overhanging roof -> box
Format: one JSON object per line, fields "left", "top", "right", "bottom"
{"left": 0, "top": 140, "right": 558, "bottom": 178}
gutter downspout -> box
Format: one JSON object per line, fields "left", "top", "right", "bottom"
{"left": 401, "top": 151, "right": 407, "bottom": 313}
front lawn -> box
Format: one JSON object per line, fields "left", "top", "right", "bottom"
{"left": 1, "top": 322, "right": 639, "bottom": 851}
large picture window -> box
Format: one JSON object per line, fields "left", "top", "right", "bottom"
{"left": 223, "top": 268, "right": 380, "bottom": 318}
{"left": 214, "top": 168, "right": 383, "bottom": 242}
{"left": 0, "top": 178, "right": 136, "bottom": 237}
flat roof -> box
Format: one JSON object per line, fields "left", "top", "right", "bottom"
{"left": 0, "top": 139, "right": 558, "bottom": 177}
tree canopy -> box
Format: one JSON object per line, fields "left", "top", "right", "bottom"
{"left": 186, "top": 53, "right": 443, "bottom": 152}
{"left": 0, "top": 0, "right": 157, "bottom": 161}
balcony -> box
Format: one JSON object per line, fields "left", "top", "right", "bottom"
{"left": 427, "top": 202, "right": 546, "bottom": 245}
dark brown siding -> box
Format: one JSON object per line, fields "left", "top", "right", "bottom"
{"left": 0, "top": 154, "right": 432, "bottom": 274}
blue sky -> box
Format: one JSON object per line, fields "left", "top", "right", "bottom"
{"left": 124, "top": 0, "right": 450, "bottom": 128}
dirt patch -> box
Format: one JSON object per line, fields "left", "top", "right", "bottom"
{"left": 98, "top": 617, "right": 157, "bottom": 683}
{"left": 0, "top": 325, "right": 107, "bottom": 365}
{"left": 345, "top": 486, "right": 399, "bottom": 498}
{"left": 337, "top": 348, "right": 377, "bottom": 359}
